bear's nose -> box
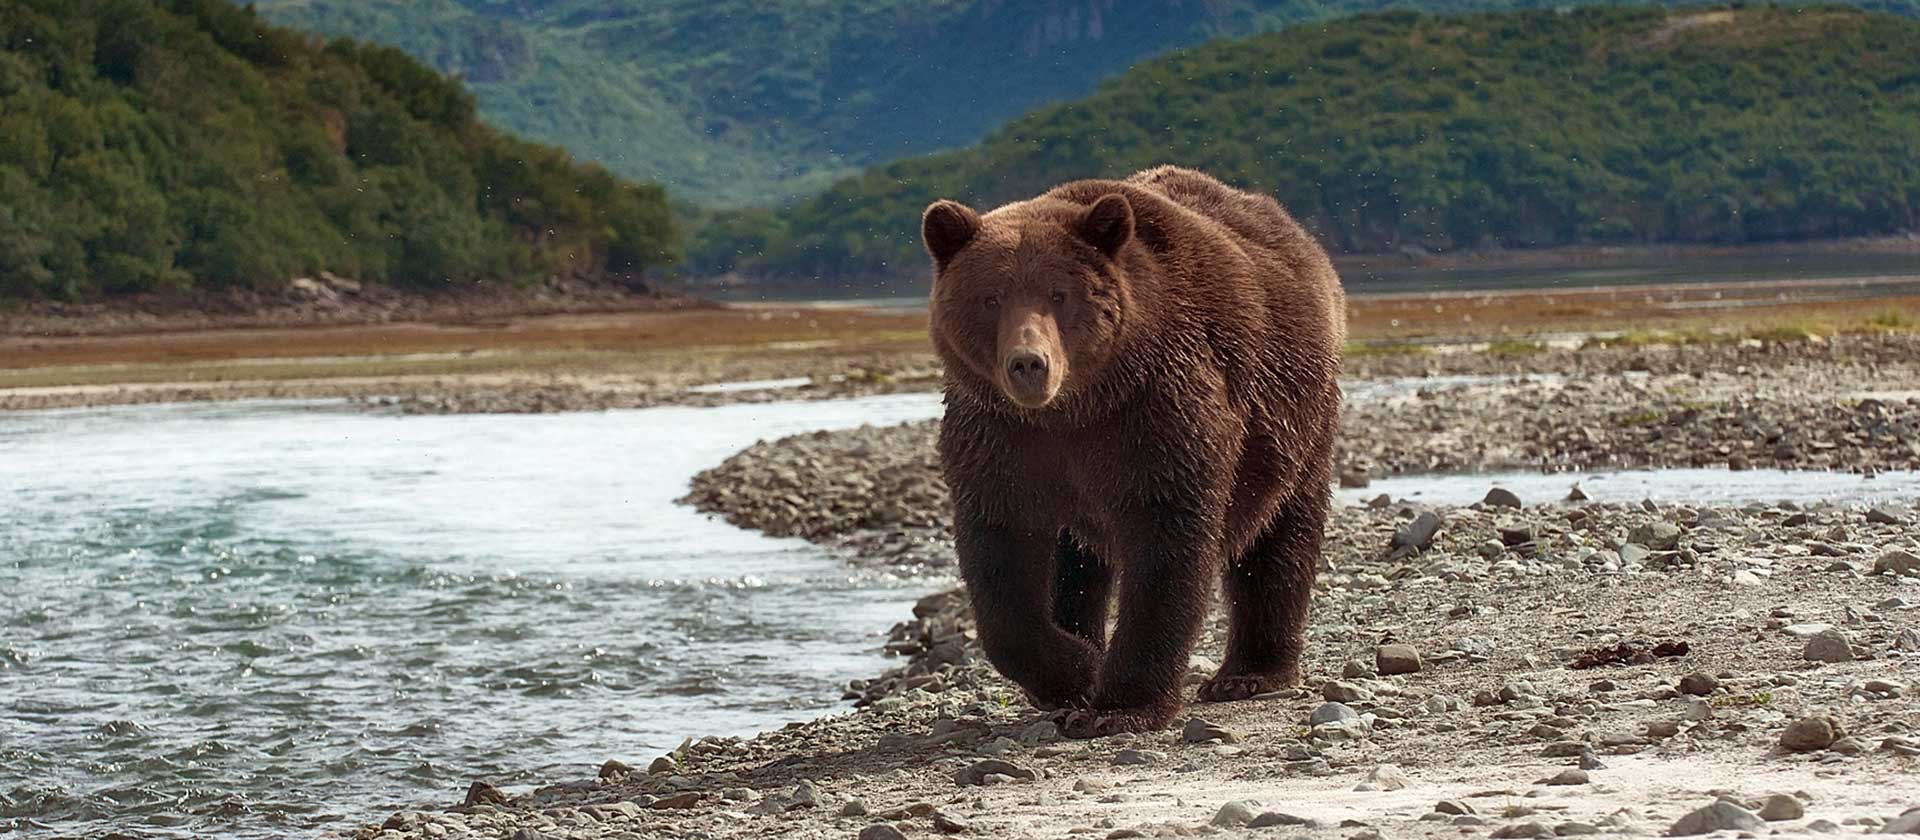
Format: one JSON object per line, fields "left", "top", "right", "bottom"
{"left": 1006, "top": 350, "right": 1049, "bottom": 388}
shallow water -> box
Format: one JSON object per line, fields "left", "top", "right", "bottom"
{"left": 0, "top": 395, "right": 944, "bottom": 838}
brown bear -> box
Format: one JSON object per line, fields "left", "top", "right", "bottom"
{"left": 920, "top": 165, "right": 1345, "bottom": 738}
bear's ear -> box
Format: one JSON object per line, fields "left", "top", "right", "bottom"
{"left": 1077, "top": 193, "right": 1133, "bottom": 256}
{"left": 922, "top": 200, "right": 980, "bottom": 268}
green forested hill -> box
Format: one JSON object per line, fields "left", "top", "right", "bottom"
{"left": 692, "top": 5, "right": 1920, "bottom": 292}
{"left": 0, "top": 0, "right": 676, "bottom": 301}
{"left": 249, "top": 0, "right": 1920, "bottom": 206}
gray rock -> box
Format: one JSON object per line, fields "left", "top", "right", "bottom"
{"left": 1629, "top": 522, "right": 1683, "bottom": 551}
{"left": 932, "top": 810, "right": 970, "bottom": 833}
{"left": 1212, "top": 800, "right": 1261, "bottom": 827}
{"left": 1875, "top": 550, "right": 1920, "bottom": 577}
{"left": 859, "top": 825, "right": 910, "bottom": 840}
{"left": 1394, "top": 511, "right": 1445, "bottom": 552}
{"left": 1669, "top": 801, "right": 1764, "bottom": 836}
{"left": 647, "top": 754, "right": 677, "bottom": 774}
{"left": 954, "top": 759, "right": 1035, "bottom": 786}
{"left": 1883, "top": 808, "right": 1920, "bottom": 834}
{"left": 1376, "top": 644, "right": 1422, "bottom": 675}
{"left": 1780, "top": 714, "right": 1843, "bottom": 752}
{"left": 1356, "top": 764, "right": 1410, "bottom": 791}
{"left": 1249, "top": 812, "right": 1318, "bottom": 828}
{"left": 1181, "top": 717, "right": 1240, "bottom": 744}
{"left": 507, "top": 829, "right": 546, "bottom": 840}
{"left": 598, "top": 759, "right": 635, "bottom": 779}
{"left": 1678, "top": 672, "right": 1719, "bottom": 696}
{"left": 840, "top": 799, "right": 870, "bottom": 817}
{"left": 1566, "top": 483, "right": 1590, "bottom": 502}
{"left": 1112, "top": 749, "right": 1164, "bottom": 766}
{"left": 1556, "top": 822, "right": 1601, "bottom": 835}
{"left": 464, "top": 781, "right": 507, "bottom": 807}
{"left": 1867, "top": 506, "right": 1908, "bottom": 525}
{"left": 1803, "top": 629, "right": 1856, "bottom": 663}
{"left": 1309, "top": 702, "right": 1360, "bottom": 726}
{"left": 1435, "top": 800, "right": 1476, "bottom": 815}
{"left": 1539, "top": 769, "right": 1589, "bottom": 786}
{"left": 1578, "top": 746, "right": 1607, "bottom": 770}
{"left": 1322, "top": 680, "right": 1374, "bottom": 703}
{"left": 1491, "top": 822, "right": 1554, "bottom": 839}
{"left": 1757, "top": 793, "right": 1805, "bottom": 821}
{"left": 1483, "top": 487, "right": 1523, "bottom": 508}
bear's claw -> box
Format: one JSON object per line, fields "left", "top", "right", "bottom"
{"left": 1056, "top": 705, "right": 1177, "bottom": 739}
{"left": 1196, "top": 671, "right": 1297, "bottom": 702}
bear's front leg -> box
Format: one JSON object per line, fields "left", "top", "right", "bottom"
{"left": 1061, "top": 530, "right": 1219, "bottom": 738}
{"left": 955, "top": 514, "right": 1101, "bottom": 710}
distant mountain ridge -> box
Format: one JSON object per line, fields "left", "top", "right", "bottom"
{"left": 688, "top": 5, "right": 1920, "bottom": 292}
{"left": 249, "top": 0, "right": 1920, "bottom": 205}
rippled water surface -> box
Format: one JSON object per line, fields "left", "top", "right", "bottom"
{"left": 0, "top": 395, "right": 944, "bottom": 838}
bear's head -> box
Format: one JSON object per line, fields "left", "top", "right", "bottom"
{"left": 921, "top": 194, "right": 1134, "bottom": 412}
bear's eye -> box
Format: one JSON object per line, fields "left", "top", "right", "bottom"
{"left": 1049, "top": 290, "right": 1067, "bottom": 305}
{"left": 982, "top": 295, "right": 999, "bottom": 310}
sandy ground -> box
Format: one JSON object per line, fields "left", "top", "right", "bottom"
{"left": 342, "top": 329, "right": 1920, "bottom": 840}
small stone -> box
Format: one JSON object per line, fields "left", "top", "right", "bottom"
{"left": 932, "top": 811, "right": 971, "bottom": 833}
{"left": 1578, "top": 746, "right": 1607, "bottom": 770}
{"left": 1309, "top": 702, "right": 1359, "bottom": 726}
{"left": 1358, "top": 764, "right": 1410, "bottom": 791}
{"left": 1538, "top": 769, "right": 1588, "bottom": 786}
{"left": 1678, "top": 673, "right": 1719, "bottom": 696}
{"left": 598, "top": 759, "right": 636, "bottom": 779}
{"left": 507, "top": 829, "right": 545, "bottom": 840}
{"left": 1182, "top": 717, "right": 1240, "bottom": 744}
{"left": 1780, "top": 715, "right": 1843, "bottom": 752}
{"left": 1630, "top": 522, "right": 1683, "bottom": 551}
{"left": 648, "top": 755, "right": 677, "bottom": 774}
{"left": 1491, "top": 822, "right": 1554, "bottom": 839}
{"left": 1883, "top": 808, "right": 1920, "bottom": 834}
{"left": 1393, "top": 511, "right": 1444, "bottom": 552}
{"left": 1435, "top": 800, "right": 1476, "bottom": 815}
{"left": 1646, "top": 719, "right": 1681, "bottom": 739}
{"left": 1483, "top": 487, "right": 1523, "bottom": 508}
{"left": 1867, "top": 506, "right": 1908, "bottom": 525}
{"left": 464, "top": 781, "right": 506, "bottom": 807}
{"left": 1249, "top": 812, "right": 1318, "bottom": 828}
{"left": 1376, "top": 644, "right": 1422, "bottom": 675}
{"left": 1322, "top": 680, "right": 1374, "bottom": 703}
{"left": 1803, "top": 629, "right": 1856, "bottom": 663}
{"left": 840, "top": 799, "right": 870, "bottom": 817}
{"left": 954, "top": 759, "right": 1035, "bottom": 786}
{"left": 1566, "top": 484, "right": 1589, "bottom": 502}
{"left": 1112, "top": 749, "right": 1164, "bottom": 766}
{"left": 859, "top": 825, "right": 910, "bottom": 840}
{"left": 1669, "top": 801, "right": 1764, "bottom": 836}
{"left": 1757, "top": 794, "right": 1805, "bottom": 821}
{"left": 1212, "top": 800, "right": 1261, "bottom": 827}
{"left": 650, "top": 792, "right": 701, "bottom": 809}
{"left": 1875, "top": 550, "right": 1920, "bottom": 577}
{"left": 1073, "top": 778, "right": 1108, "bottom": 793}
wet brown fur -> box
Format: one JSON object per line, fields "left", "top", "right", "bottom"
{"left": 921, "top": 166, "right": 1346, "bottom": 737}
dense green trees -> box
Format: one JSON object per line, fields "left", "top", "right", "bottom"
{"left": 690, "top": 5, "right": 1920, "bottom": 293}
{"left": 0, "top": 0, "right": 675, "bottom": 301}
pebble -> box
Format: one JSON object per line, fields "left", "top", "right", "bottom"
{"left": 1483, "top": 487, "right": 1523, "bottom": 508}
{"left": 1802, "top": 629, "right": 1856, "bottom": 663}
{"left": 1757, "top": 793, "right": 1805, "bottom": 821}
{"left": 1780, "top": 715, "right": 1842, "bottom": 752}
{"left": 954, "top": 759, "right": 1035, "bottom": 786}
{"left": 1393, "top": 511, "right": 1445, "bottom": 552}
{"left": 1490, "top": 822, "right": 1554, "bottom": 838}
{"left": 1376, "top": 644, "right": 1422, "bottom": 675}
{"left": 596, "top": 759, "right": 634, "bottom": 779}
{"left": 1538, "top": 769, "right": 1588, "bottom": 786}
{"left": 1867, "top": 505, "right": 1909, "bottom": 525}
{"left": 1112, "top": 749, "right": 1164, "bottom": 766}
{"left": 1322, "top": 680, "right": 1374, "bottom": 702}
{"left": 1435, "top": 800, "right": 1475, "bottom": 815}
{"left": 859, "top": 825, "right": 910, "bottom": 840}
{"left": 1248, "top": 811, "right": 1317, "bottom": 828}
{"left": 1309, "top": 702, "right": 1360, "bottom": 726}
{"left": 1678, "top": 672, "right": 1719, "bottom": 696}
{"left": 1876, "top": 550, "right": 1920, "bottom": 577}
{"left": 1181, "top": 717, "right": 1240, "bottom": 744}
{"left": 464, "top": 781, "right": 507, "bottom": 807}
{"left": 840, "top": 799, "right": 870, "bottom": 817}
{"left": 1355, "top": 764, "right": 1410, "bottom": 791}
{"left": 1212, "top": 800, "right": 1261, "bottom": 827}
{"left": 931, "top": 810, "right": 970, "bottom": 833}
{"left": 647, "top": 754, "right": 676, "bottom": 774}
{"left": 1883, "top": 808, "right": 1920, "bottom": 834}
{"left": 1669, "top": 801, "right": 1764, "bottom": 836}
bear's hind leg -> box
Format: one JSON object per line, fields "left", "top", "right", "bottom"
{"left": 1198, "top": 493, "right": 1326, "bottom": 702}
{"left": 1052, "top": 532, "right": 1112, "bottom": 650}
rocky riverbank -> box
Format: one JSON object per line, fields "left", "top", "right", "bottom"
{"left": 353, "top": 334, "right": 1920, "bottom": 840}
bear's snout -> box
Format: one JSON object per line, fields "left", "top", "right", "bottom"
{"left": 1002, "top": 348, "right": 1056, "bottom": 407}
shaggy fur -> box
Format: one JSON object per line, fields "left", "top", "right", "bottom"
{"left": 922, "top": 166, "right": 1346, "bottom": 737}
